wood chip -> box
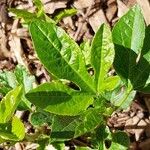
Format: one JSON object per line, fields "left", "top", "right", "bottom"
{"left": 106, "top": 0, "right": 117, "bottom": 22}
{"left": 42, "top": 0, "right": 67, "bottom": 14}
{"left": 73, "top": 0, "right": 94, "bottom": 9}
{"left": 135, "top": 119, "right": 147, "bottom": 141}
{"left": 136, "top": 0, "right": 150, "bottom": 25}
{"left": 89, "top": 9, "right": 108, "bottom": 32}
{"left": 125, "top": 116, "right": 140, "bottom": 134}
{"left": 9, "top": 20, "right": 26, "bottom": 67}
{"left": 117, "top": 0, "right": 129, "bottom": 17}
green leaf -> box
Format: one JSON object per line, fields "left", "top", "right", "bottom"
{"left": 51, "top": 108, "right": 103, "bottom": 141}
{"left": 112, "top": 5, "right": 145, "bottom": 54}
{"left": 109, "top": 132, "right": 130, "bottom": 150}
{"left": 139, "top": 25, "right": 150, "bottom": 93}
{"left": 37, "top": 139, "right": 49, "bottom": 150}
{"left": 91, "top": 24, "right": 114, "bottom": 93}
{"left": 33, "top": 0, "right": 44, "bottom": 17}
{"left": 0, "top": 86, "right": 23, "bottom": 123}
{"left": 54, "top": 8, "right": 77, "bottom": 23}
{"left": 0, "top": 71, "right": 16, "bottom": 95}
{"left": 9, "top": 8, "right": 37, "bottom": 22}
{"left": 0, "top": 117, "right": 25, "bottom": 142}
{"left": 52, "top": 142, "right": 65, "bottom": 150}
{"left": 104, "top": 81, "right": 136, "bottom": 109}
{"left": 92, "top": 125, "right": 111, "bottom": 150}
{"left": 75, "top": 108, "right": 103, "bottom": 137}
{"left": 26, "top": 82, "right": 93, "bottom": 116}
{"left": 14, "top": 65, "right": 35, "bottom": 93}
{"left": 11, "top": 116, "right": 25, "bottom": 140}
{"left": 30, "top": 111, "right": 53, "bottom": 126}
{"left": 29, "top": 20, "right": 95, "bottom": 93}
{"left": 80, "top": 40, "right": 91, "bottom": 66}
{"left": 102, "top": 76, "right": 121, "bottom": 91}
{"left": 113, "top": 44, "right": 150, "bottom": 92}
{"left": 51, "top": 115, "right": 79, "bottom": 140}
{"left": 0, "top": 65, "right": 35, "bottom": 110}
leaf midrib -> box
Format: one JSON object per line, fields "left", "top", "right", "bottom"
{"left": 34, "top": 23, "right": 95, "bottom": 93}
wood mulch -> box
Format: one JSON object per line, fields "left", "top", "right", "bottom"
{"left": 1, "top": 0, "right": 150, "bottom": 149}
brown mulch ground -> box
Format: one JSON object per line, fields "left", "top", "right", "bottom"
{"left": 1, "top": 0, "right": 150, "bottom": 149}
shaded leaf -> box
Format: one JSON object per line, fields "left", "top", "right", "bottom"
{"left": 30, "top": 111, "right": 53, "bottom": 126}
{"left": 0, "top": 71, "right": 16, "bottom": 95}
{"left": 51, "top": 115, "right": 79, "bottom": 140}
{"left": 14, "top": 65, "right": 35, "bottom": 93}
{"left": 113, "top": 44, "right": 150, "bottom": 92}
{"left": 109, "top": 131, "right": 130, "bottom": 150}
{"left": 139, "top": 25, "right": 150, "bottom": 93}
{"left": 75, "top": 108, "right": 103, "bottom": 137}
{"left": 104, "top": 81, "right": 136, "bottom": 109}
{"left": 51, "top": 108, "right": 103, "bottom": 141}
{"left": 92, "top": 125, "right": 111, "bottom": 150}
{"left": 26, "top": 82, "right": 93, "bottom": 116}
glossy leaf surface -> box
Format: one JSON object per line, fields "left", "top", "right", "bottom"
{"left": 91, "top": 24, "right": 114, "bottom": 93}
{"left": 29, "top": 20, "right": 95, "bottom": 93}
